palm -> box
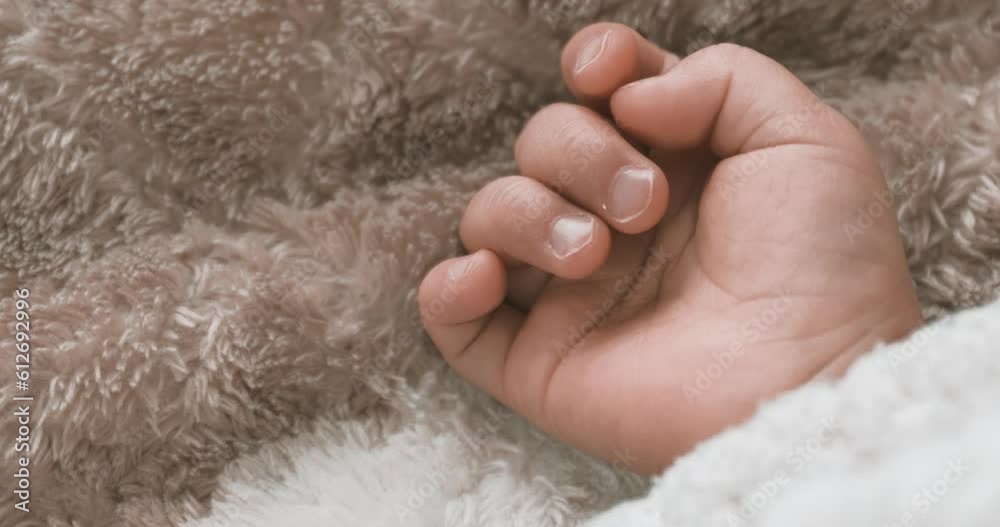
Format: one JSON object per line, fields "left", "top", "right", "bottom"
{"left": 512, "top": 144, "right": 919, "bottom": 469}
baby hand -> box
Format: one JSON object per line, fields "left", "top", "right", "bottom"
{"left": 419, "top": 23, "right": 922, "bottom": 474}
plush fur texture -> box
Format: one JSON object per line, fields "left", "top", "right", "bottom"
{"left": 0, "top": 0, "right": 997, "bottom": 526}
{"left": 185, "top": 299, "right": 1000, "bottom": 527}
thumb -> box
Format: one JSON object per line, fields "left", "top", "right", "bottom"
{"left": 609, "top": 43, "right": 867, "bottom": 158}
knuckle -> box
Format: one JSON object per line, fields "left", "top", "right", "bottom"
{"left": 516, "top": 104, "right": 575, "bottom": 163}
{"left": 695, "top": 42, "right": 756, "bottom": 69}
{"left": 518, "top": 103, "right": 612, "bottom": 164}
{"left": 529, "top": 103, "right": 585, "bottom": 137}
{"left": 536, "top": 101, "right": 578, "bottom": 120}
{"left": 473, "top": 177, "right": 545, "bottom": 217}
{"left": 704, "top": 42, "right": 750, "bottom": 59}
{"left": 487, "top": 176, "right": 554, "bottom": 238}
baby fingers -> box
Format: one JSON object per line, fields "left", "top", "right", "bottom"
{"left": 460, "top": 175, "right": 612, "bottom": 280}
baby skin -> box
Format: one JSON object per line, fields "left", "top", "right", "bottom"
{"left": 418, "top": 23, "right": 923, "bottom": 474}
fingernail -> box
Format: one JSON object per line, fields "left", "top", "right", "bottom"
{"left": 550, "top": 214, "right": 595, "bottom": 259}
{"left": 575, "top": 31, "right": 612, "bottom": 75}
{"left": 605, "top": 166, "right": 655, "bottom": 223}
{"left": 447, "top": 251, "right": 481, "bottom": 282}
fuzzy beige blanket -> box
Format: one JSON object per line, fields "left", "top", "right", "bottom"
{"left": 1, "top": 1, "right": 998, "bottom": 526}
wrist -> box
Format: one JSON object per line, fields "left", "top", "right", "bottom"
{"left": 815, "top": 303, "right": 924, "bottom": 379}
